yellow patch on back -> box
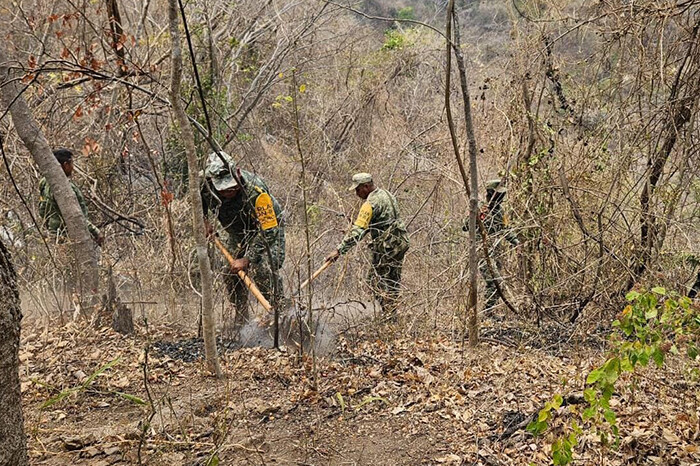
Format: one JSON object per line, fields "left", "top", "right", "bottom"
{"left": 255, "top": 193, "right": 278, "bottom": 230}
{"left": 354, "top": 202, "right": 373, "bottom": 229}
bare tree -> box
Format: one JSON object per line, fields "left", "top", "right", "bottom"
{"left": 0, "top": 46, "right": 100, "bottom": 307}
{"left": 168, "top": 0, "right": 221, "bottom": 377}
{"left": 0, "top": 240, "right": 27, "bottom": 466}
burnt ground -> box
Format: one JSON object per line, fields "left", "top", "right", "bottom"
{"left": 18, "top": 314, "right": 700, "bottom": 465}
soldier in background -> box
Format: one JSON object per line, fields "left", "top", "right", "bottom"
{"left": 326, "top": 173, "right": 409, "bottom": 322}
{"left": 201, "top": 152, "right": 285, "bottom": 331}
{"left": 464, "top": 178, "right": 520, "bottom": 311}
{"left": 39, "top": 148, "right": 103, "bottom": 246}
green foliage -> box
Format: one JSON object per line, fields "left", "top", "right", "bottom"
{"left": 382, "top": 30, "right": 407, "bottom": 51}
{"left": 397, "top": 6, "right": 415, "bottom": 21}
{"left": 335, "top": 392, "right": 387, "bottom": 415}
{"left": 531, "top": 289, "right": 699, "bottom": 465}
{"left": 41, "top": 358, "right": 144, "bottom": 409}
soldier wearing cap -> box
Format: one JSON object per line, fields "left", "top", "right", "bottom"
{"left": 463, "top": 178, "right": 519, "bottom": 311}
{"left": 39, "top": 148, "right": 104, "bottom": 246}
{"left": 325, "top": 173, "right": 409, "bottom": 321}
{"left": 201, "top": 152, "right": 285, "bottom": 330}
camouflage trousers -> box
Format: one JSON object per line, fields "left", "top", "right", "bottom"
{"left": 479, "top": 251, "right": 503, "bottom": 311}
{"left": 369, "top": 249, "right": 406, "bottom": 321}
{"left": 222, "top": 229, "right": 285, "bottom": 329}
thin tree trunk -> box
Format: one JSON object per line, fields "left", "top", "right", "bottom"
{"left": 292, "top": 70, "right": 317, "bottom": 389}
{"left": 445, "top": 1, "right": 480, "bottom": 346}
{"left": 450, "top": 6, "right": 480, "bottom": 347}
{"left": 0, "top": 47, "right": 100, "bottom": 308}
{"left": 168, "top": 0, "right": 221, "bottom": 377}
{"left": 0, "top": 240, "right": 28, "bottom": 466}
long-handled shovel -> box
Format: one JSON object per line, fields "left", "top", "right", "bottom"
{"left": 280, "top": 258, "right": 335, "bottom": 353}
{"left": 213, "top": 237, "right": 272, "bottom": 313}
{"left": 299, "top": 259, "right": 334, "bottom": 291}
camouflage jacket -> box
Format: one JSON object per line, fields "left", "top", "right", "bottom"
{"left": 338, "top": 188, "right": 409, "bottom": 257}
{"left": 201, "top": 169, "right": 284, "bottom": 266}
{"left": 38, "top": 177, "right": 100, "bottom": 239}
{"left": 463, "top": 201, "right": 519, "bottom": 247}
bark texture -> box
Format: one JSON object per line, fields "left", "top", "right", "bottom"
{"left": 0, "top": 241, "right": 28, "bottom": 466}
{"left": 168, "top": 0, "right": 221, "bottom": 376}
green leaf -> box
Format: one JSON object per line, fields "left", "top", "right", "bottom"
{"left": 603, "top": 409, "right": 617, "bottom": 425}
{"left": 352, "top": 396, "right": 387, "bottom": 410}
{"left": 538, "top": 408, "right": 550, "bottom": 422}
{"left": 620, "top": 358, "right": 634, "bottom": 372}
{"left": 687, "top": 345, "right": 698, "bottom": 360}
{"left": 638, "top": 350, "right": 650, "bottom": 367}
{"left": 41, "top": 388, "right": 76, "bottom": 409}
{"left": 526, "top": 420, "right": 547, "bottom": 436}
{"left": 651, "top": 286, "right": 666, "bottom": 295}
{"left": 336, "top": 392, "right": 345, "bottom": 413}
{"left": 116, "top": 392, "right": 147, "bottom": 405}
{"left": 651, "top": 347, "right": 664, "bottom": 368}
{"left": 625, "top": 291, "right": 640, "bottom": 301}
{"left": 582, "top": 406, "right": 597, "bottom": 421}
{"left": 207, "top": 454, "right": 219, "bottom": 466}
{"left": 553, "top": 394, "right": 563, "bottom": 409}
{"left": 583, "top": 388, "right": 596, "bottom": 404}
{"left": 83, "top": 358, "right": 121, "bottom": 389}
{"left": 586, "top": 368, "right": 603, "bottom": 385}
{"left": 645, "top": 307, "right": 658, "bottom": 320}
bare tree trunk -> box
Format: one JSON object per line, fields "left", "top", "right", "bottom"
{"left": 0, "top": 47, "right": 100, "bottom": 308}
{"left": 0, "top": 241, "right": 28, "bottom": 466}
{"left": 292, "top": 70, "right": 317, "bottom": 389}
{"left": 450, "top": 7, "right": 480, "bottom": 347}
{"left": 168, "top": 0, "right": 221, "bottom": 377}
{"left": 445, "top": 0, "right": 479, "bottom": 346}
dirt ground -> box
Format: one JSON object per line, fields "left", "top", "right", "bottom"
{"left": 18, "top": 309, "right": 700, "bottom": 466}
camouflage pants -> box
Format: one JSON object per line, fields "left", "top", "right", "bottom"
{"left": 223, "top": 229, "right": 285, "bottom": 329}
{"left": 479, "top": 251, "right": 503, "bottom": 311}
{"left": 369, "top": 249, "right": 406, "bottom": 321}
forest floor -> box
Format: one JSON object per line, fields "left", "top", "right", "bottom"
{"left": 19, "top": 309, "right": 700, "bottom": 466}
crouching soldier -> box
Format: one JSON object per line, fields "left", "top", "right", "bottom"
{"left": 326, "top": 173, "right": 409, "bottom": 322}
{"left": 201, "top": 152, "right": 285, "bottom": 331}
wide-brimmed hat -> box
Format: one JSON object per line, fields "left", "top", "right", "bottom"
{"left": 205, "top": 152, "right": 238, "bottom": 191}
{"left": 348, "top": 173, "right": 372, "bottom": 191}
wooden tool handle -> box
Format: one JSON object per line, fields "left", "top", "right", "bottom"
{"left": 213, "top": 237, "right": 272, "bottom": 312}
{"left": 299, "top": 259, "right": 333, "bottom": 291}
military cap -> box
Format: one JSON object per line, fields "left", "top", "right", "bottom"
{"left": 348, "top": 173, "right": 373, "bottom": 191}
{"left": 485, "top": 178, "right": 506, "bottom": 193}
{"left": 205, "top": 151, "right": 238, "bottom": 191}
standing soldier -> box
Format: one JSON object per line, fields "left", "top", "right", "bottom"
{"left": 325, "top": 173, "right": 409, "bottom": 322}
{"left": 464, "top": 178, "right": 519, "bottom": 311}
{"left": 201, "top": 152, "right": 285, "bottom": 331}
{"left": 39, "top": 148, "right": 104, "bottom": 246}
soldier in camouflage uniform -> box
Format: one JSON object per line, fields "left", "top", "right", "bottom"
{"left": 463, "top": 178, "right": 519, "bottom": 311}
{"left": 38, "top": 148, "right": 103, "bottom": 246}
{"left": 201, "top": 152, "right": 285, "bottom": 329}
{"left": 326, "top": 173, "right": 409, "bottom": 321}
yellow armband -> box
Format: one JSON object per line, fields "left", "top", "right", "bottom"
{"left": 255, "top": 193, "right": 278, "bottom": 230}
{"left": 354, "top": 202, "right": 373, "bottom": 229}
